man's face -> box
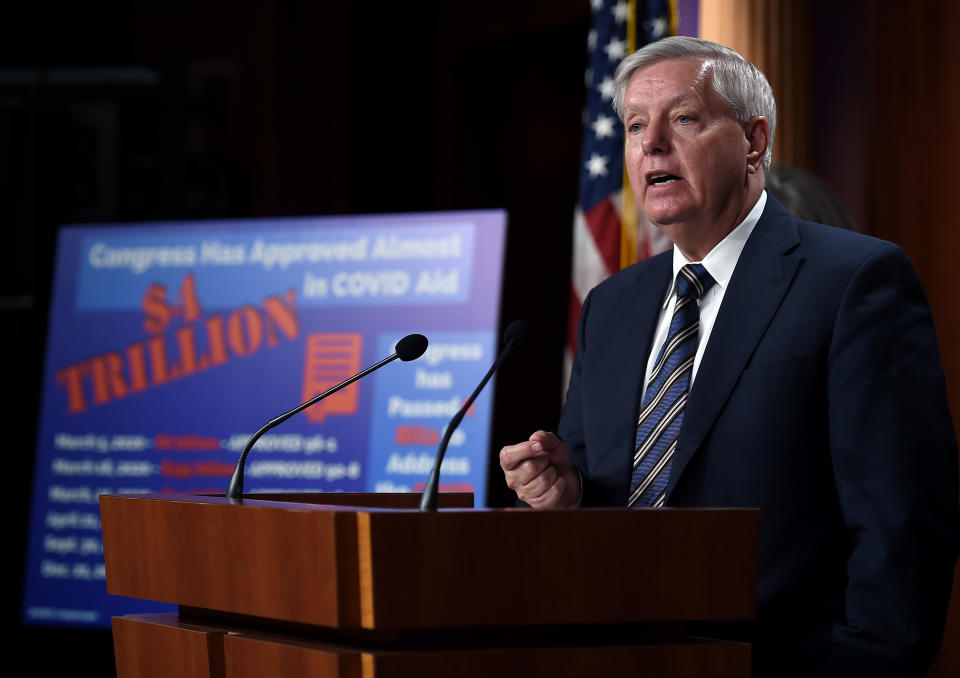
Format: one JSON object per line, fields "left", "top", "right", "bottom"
{"left": 622, "top": 57, "right": 753, "bottom": 239}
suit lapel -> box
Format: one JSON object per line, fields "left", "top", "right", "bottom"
{"left": 596, "top": 253, "right": 672, "bottom": 495}
{"left": 614, "top": 253, "right": 673, "bottom": 389}
{"left": 664, "top": 197, "right": 803, "bottom": 499}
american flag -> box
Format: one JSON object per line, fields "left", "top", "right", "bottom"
{"left": 568, "top": 0, "right": 675, "bottom": 375}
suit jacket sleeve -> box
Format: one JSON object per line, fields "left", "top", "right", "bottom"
{"left": 557, "top": 286, "right": 593, "bottom": 500}
{"left": 820, "top": 241, "right": 959, "bottom": 675}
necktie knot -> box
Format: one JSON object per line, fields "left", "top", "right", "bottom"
{"left": 677, "top": 263, "right": 715, "bottom": 301}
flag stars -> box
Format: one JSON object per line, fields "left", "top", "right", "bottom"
{"left": 612, "top": 1, "right": 629, "bottom": 23}
{"left": 587, "top": 29, "right": 598, "bottom": 50}
{"left": 592, "top": 114, "right": 616, "bottom": 140}
{"left": 590, "top": 0, "right": 604, "bottom": 11}
{"left": 586, "top": 153, "right": 610, "bottom": 178}
{"left": 598, "top": 75, "right": 615, "bottom": 101}
{"left": 604, "top": 37, "right": 626, "bottom": 61}
{"left": 645, "top": 15, "right": 668, "bottom": 39}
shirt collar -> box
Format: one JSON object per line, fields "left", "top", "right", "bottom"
{"left": 663, "top": 190, "right": 767, "bottom": 307}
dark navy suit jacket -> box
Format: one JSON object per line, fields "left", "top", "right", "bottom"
{"left": 558, "top": 195, "right": 959, "bottom": 676}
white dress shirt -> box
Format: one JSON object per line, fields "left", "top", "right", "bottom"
{"left": 639, "top": 191, "right": 767, "bottom": 404}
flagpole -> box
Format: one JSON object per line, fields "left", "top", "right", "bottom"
{"left": 619, "top": 0, "right": 639, "bottom": 270}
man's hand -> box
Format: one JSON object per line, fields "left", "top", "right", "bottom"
{"left": 499, "top": 431, "right": 581, "bottom": 509}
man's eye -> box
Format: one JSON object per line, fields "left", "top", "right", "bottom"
{"left": 677, "top": 115, "right": 691, "bottom": 123}
{"left": 629, "top": 123, "right": 643, "bottom": 133}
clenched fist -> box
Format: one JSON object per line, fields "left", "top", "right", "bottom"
{"left": 499, "top": 431, "right": 580, "bottom": 509}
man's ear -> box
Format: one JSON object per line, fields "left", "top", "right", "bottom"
{"left": 745, "top": 116, "right": 770, "bottom": 175}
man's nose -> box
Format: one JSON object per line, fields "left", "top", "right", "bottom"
{"left": 641, "top": 121, "right": 669, "bottom": 155}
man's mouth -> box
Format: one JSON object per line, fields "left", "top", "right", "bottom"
{"left": 649, "top": 173, "right": 681, "bottom": 186}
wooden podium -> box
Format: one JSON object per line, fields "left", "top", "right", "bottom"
{"left": 100, "top": 493, "right": 760, "bottom": 677}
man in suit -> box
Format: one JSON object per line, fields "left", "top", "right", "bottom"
{"left": 500, "top": 36, "right": 959, "bottom": 675}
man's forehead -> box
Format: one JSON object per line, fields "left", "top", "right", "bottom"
{"left": 623, "top": 57, "right": 717, "bottom": 111}
{"left": 629, "top": 56, "right": 714, "bottom": 90}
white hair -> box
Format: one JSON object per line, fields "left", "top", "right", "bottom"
{"left": 613, "top": 36, "right": 776, "bottom": 169}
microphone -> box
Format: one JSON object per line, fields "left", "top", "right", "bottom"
{"left": 226, "top": 333, "right": 428, "bottom": 499}
{"left": 419, "top": 320, "right": 528, "bottom": 511}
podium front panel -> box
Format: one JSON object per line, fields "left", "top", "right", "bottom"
{"left": 112, "top": 614, "right": 227, "bottom": 678}
{"left": 102, "top": 494, "right": 364, "bottom": 627}
{"left": 102, "top": 494, "right": 758, "bottom": 630}
{"left": 357, "top": 507, "right": 759, "bottom": 628}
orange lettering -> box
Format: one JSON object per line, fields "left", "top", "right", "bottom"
{"left": 88, "top": 353, "right": 128, "bottom": 405}
{"left": 141, "top": 283, "right": 170, "bottom": 334}
{"left": 56, "top": 364, "right": 89, "bottom": 414}
{"left": 395, "top": 425, "right": 439, "bottom": 445}
{"left": 175, "top": 273, "right": 202, "bottom": 323}
{"left": 199, "top": 314, "right": 228, "bottom": 368}
{"left": 59, "top": 285, "right": 299, "bottom": 415}
{"left": 126, "top": 342, "right": 149, "bottom": 392}
{"left": 227, "top": 306, "right": 263, "bottom": 356}
{"left": 161, "top": 460, "right": 192, "bottom": 478}
{"left": 263, "top": 290, "right": 298, "bottom": 346}
{"left": 174, "top": 325, "right": 199, "bottom": 375}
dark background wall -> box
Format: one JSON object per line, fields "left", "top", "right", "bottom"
{"left": 1, "top": 2, "right": 589, "bottom": 673}
{"left": 3, "top": 1, "right": 959, "bottom": 675}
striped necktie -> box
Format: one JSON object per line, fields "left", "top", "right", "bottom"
{"left": 629, "top": 263, "right": 715, "bottom": 508}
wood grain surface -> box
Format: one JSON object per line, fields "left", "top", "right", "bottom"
{"left": 356, "top": 507, "right": 759, "bottom": 629}
{"left": 113, "top": 613, "right": 227, "bottom": 678}
{"left": 102, "top": 495, "right": 758, "bottom": 631}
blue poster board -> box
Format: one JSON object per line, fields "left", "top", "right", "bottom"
{"left": 23, "top": 210, "right": 506, "bottom": 627}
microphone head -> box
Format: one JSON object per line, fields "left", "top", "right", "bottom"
{"left": 503, "top": 319, "right": 528, "bottom": 349}
{"left": 396, "top": 333, "right": 429, "bottom": 361}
